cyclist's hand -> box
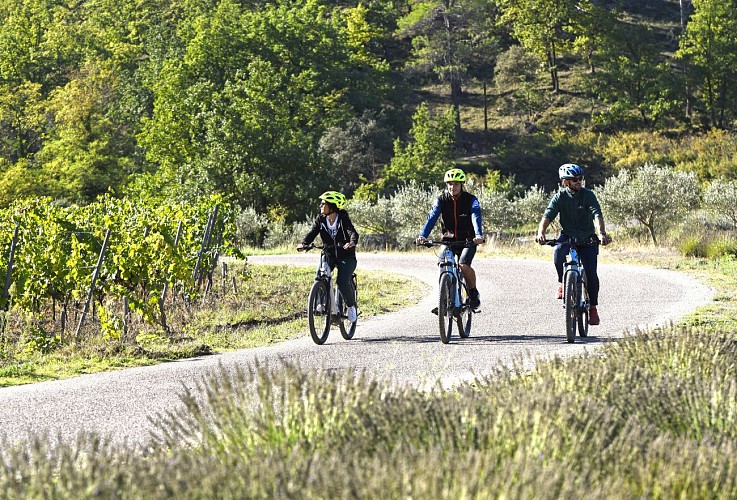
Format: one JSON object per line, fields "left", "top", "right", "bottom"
{"left": 297, "top": 243, "right": 305, "bottom": 251}
{"left": 535, "top": 232, "right": 546, "bottom": 244}
{"left": 473, "top": 236, "right": 484, "bottom": 245}
{"left": 343, "top": 241, "right": 355, "bottom": 250}
{"left": 600, "top": 233, "right": 612, "bottom": 246}
{"left": 416, "top": 236, "right": 427, "bottom": 246}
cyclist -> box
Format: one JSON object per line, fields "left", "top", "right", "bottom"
{"left": 297, "top": 191, "right": 359, "bottom": 323}
{"left": 416, "top": 168, "right": 484, "bottom": 310}
{"left": 535, "top": 163, "right": 612, "bottom": 325}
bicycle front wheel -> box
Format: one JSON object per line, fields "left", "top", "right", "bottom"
{"left": 308, "top": 280, "right": 331, "bottom": 345}
{"left": 577, "top": 274, "right": 589, "bottom": 338}
{"left": 456, "top": 279, "right": 472, "bottom": 338}
{"left": 564, "top": 271, "right": 577, "bottom": 343}
{"left": 438, "top": 273, "right": 454, "bottom": 344}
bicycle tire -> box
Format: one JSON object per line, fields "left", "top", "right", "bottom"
{"left": 577, "top": 273, "right": 589, "bottom": 338}
{"left": 564, "top": 270, "right": 577, "bottom": 343}
{"left": 308, "top": 280, "right": 331, "bottom": 345}
{"left": 438, "top": 272, "right": 454, "bottom": 344}
{"left": 456, "top": 279, "right": 472, "bottom": 338}
{"left": 337, "top": 279, "right": 357, "bottom": 340}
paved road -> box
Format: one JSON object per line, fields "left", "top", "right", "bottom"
{"left": 0, "top": 253, "right": 712, "bottom": 449}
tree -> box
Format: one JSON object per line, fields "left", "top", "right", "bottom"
{"left": 381, "top": 103, "right": 456, "bottom": 190}
{"left": 318, "top": 110, "right": 394, "bottom": 192}
{"left": 493, "top": 45, "right": 546, "bottom": 122}
{"left": 497, "top": 0, "right": 576, "bottom": 92}
{"left": 596, "top": 163, "right": 700, "bottom": 245}
{"left": 398, "top": 0, "right": 501, "bottom": 135}
{"left": 676, "top": 0, "right": 737, "bottom": 129}
{"left": 703, "top": 179, "right": 737, "bottom": 229}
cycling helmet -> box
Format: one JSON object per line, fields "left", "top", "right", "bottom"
{"left": 319, "top": 191, "right": 347, "bottom": 210}
{"left": 444, "top": 168, "right": 467, "bottom": 183}
{"left": 558, "top": 163, "right": 584, "bottom": 180}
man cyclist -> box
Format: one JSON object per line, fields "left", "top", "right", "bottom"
{"left": 535, "top": 163, "right": 612, "bottom": 325}
{"left": 416, "top": 168, "right": 484, "bottom": 310}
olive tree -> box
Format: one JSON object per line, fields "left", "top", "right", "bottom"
{"left": 703, "top": 179, "right": 737, "bottom": 229}
{"left": 596, "top": 163, "right": 700, "bottom": 245}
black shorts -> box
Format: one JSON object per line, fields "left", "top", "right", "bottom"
{"left": 442, "top": 244, "right": 476, "bottom": 266}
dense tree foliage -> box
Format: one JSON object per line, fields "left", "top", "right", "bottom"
{"left": 1, "top": 0, "right": 737, "bottom": 222}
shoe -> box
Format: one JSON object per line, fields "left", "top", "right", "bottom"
{"left": 556, "top": 283, "right": 563, "bottom": 299}
{"left": 347, "top": 306, "right": 357, "bottom": 323}
{"left": 589, "top": 306, "right": 600, "bottom": 325}
{"left": 469, "top": 288, "right": 481, "bottom": 309}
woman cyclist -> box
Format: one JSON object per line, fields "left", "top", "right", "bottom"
{"left": 297, "top": 191, "right": 360, "bottom": 323}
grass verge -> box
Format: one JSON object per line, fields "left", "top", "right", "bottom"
{"left": 0, "top": 262, "right": 427, "bottom": 387}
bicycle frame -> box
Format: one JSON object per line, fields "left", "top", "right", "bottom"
{"left": 300, "top": 243, "right": 357, "bottom": 344}
{"left": 544, "top": 237, "right": 591, "bottom": 342}
{"left": 420, "top": 239, "right": 475, "bottom": 343}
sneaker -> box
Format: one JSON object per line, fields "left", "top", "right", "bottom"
{"left": 469, "top": 288, "right": 481, "bottom": 310}
{"left": 347, "top": 306, "right": 357, "bottom": 323}
{"left": 556, "top": 283, "right": 563, "bottom": 299}
{"left": 589, "top": 306, "right": 600, "bottom": 325}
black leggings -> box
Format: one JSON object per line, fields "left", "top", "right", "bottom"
{"left": 330, "top": 256, "right": 357, "bottom": 307}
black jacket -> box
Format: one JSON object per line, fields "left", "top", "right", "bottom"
{"left": 302, "top": 211, "right": 359, "bottom": 259}
{"left": 433, "top": 191, "right": 480, "bottom": 240}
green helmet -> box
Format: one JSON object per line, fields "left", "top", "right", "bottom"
{"left": 319, "top": 191, "right": 347, "bottom": 210}
{"left": 444, "top": 168, "right": 467, "bottom": 183}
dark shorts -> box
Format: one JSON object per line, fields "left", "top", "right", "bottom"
{"left": 443, "top": 244, "right": 476, "bottom": 266}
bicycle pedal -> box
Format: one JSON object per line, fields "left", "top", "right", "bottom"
{"left": 431, "top": 307, "right": 438, "bottom": 315}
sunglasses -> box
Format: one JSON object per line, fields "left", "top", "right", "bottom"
{"left": 569, "top": 177, "right": 584, "bottom": 182}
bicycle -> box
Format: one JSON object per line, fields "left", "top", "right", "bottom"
{"left": 541, "top": 237, "right": 593, "bottom": 343}
{"left": 298, "top": 243, "right": 358, "bottom": 345}
{"left": 418, "top": 239, "right": 478, "bottom": 344}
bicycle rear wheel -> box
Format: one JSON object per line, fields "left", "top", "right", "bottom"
{"left": 337, "top": 279, "right": 357, "bottom": 340}
{"left": 438, "top": 273, "right": 454, "bottom": 344}
{"left": 308, "top": 280, "right": 331, "bottom": 345}
{"left": 456, "top": 279, "right": 472, "bottom": 338}
{"left": 564, "top": 271, "right": 577, "bottom": 343}
{"left": 577, "top": 274, "right": 589, "bottom": 338}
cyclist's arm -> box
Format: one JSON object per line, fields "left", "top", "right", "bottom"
{"left": 419, "top": 199, "right": 442, "bottom": 239}
{"left": 471, "top": 198, "right": 483, "bottom": 241}
{"left": 536, "top": 216, "right": 552, "bottom": 243}
{"left": 594, "top": 215, "right": 611, "bottom": 245}
{"left": 300, "top": 215, "right": 322, "bottom": 247}
{"left": 341, "top": 213, "right": 360, "bottom": 249}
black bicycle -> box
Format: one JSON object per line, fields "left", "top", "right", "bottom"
{"left": 541, "top": 237, "right": 592, "bottom": 343}
{"left": 298, "top": 243, "right": 358, "bottom": 345}
{"left": 418, "top": 239, "right": 477, "bottom": 344}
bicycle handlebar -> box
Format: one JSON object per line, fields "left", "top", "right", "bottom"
{"left": 417, "top": 238, "right": 480, "bottom": 249}
{"left": 298, "top": 243, "right": 338, "bottom": 252}
{"left": 538, "top": 237, "right": 599, "bottom": 247}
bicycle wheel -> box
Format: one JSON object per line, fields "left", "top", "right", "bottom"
{"left": 577, "top": 274, "right": 589, "bottom": 338}
{"left": 456, "top": 279, "right": 472, "bottom": 338}
{"left": 438, "top": 272, "right": 454, "bottom": 344}
{"left": 337, "top": 285, "right": 357, "bottom": 340}
{"left": 564, "top": 271, "right": 577, "bottom": 343}
{"left": 308, "top": 280, "right": 331, "bottom": 345}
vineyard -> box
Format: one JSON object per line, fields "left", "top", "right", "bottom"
{"left": 0, "top": 196, "right": 235, "bottom": 356}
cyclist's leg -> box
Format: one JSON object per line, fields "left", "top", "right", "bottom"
{"left": 459, "top": 246, "right": 480, "bottom": 307}
{"left": 578, "top": 245, "right": 600, "bottom": 306}
{"left": 335, "top": 256, "right": 357, "bottom": 307}
{"left": 458, "top": 246, "right": 477, "bottom": 288}
{"left": 553, "top": 240, "right": 570, "bottom": 283}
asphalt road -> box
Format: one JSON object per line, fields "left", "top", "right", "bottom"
{"left": 0, "top": 252, "right": 713, "bottom": 449}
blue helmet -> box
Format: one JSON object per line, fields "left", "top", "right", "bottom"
{"left": 558, "top": 163, "right": 584, "bottom": 180}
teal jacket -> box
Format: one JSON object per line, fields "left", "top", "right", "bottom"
{"left": 543, "top": 187, "right": 603, "bottom": 241}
